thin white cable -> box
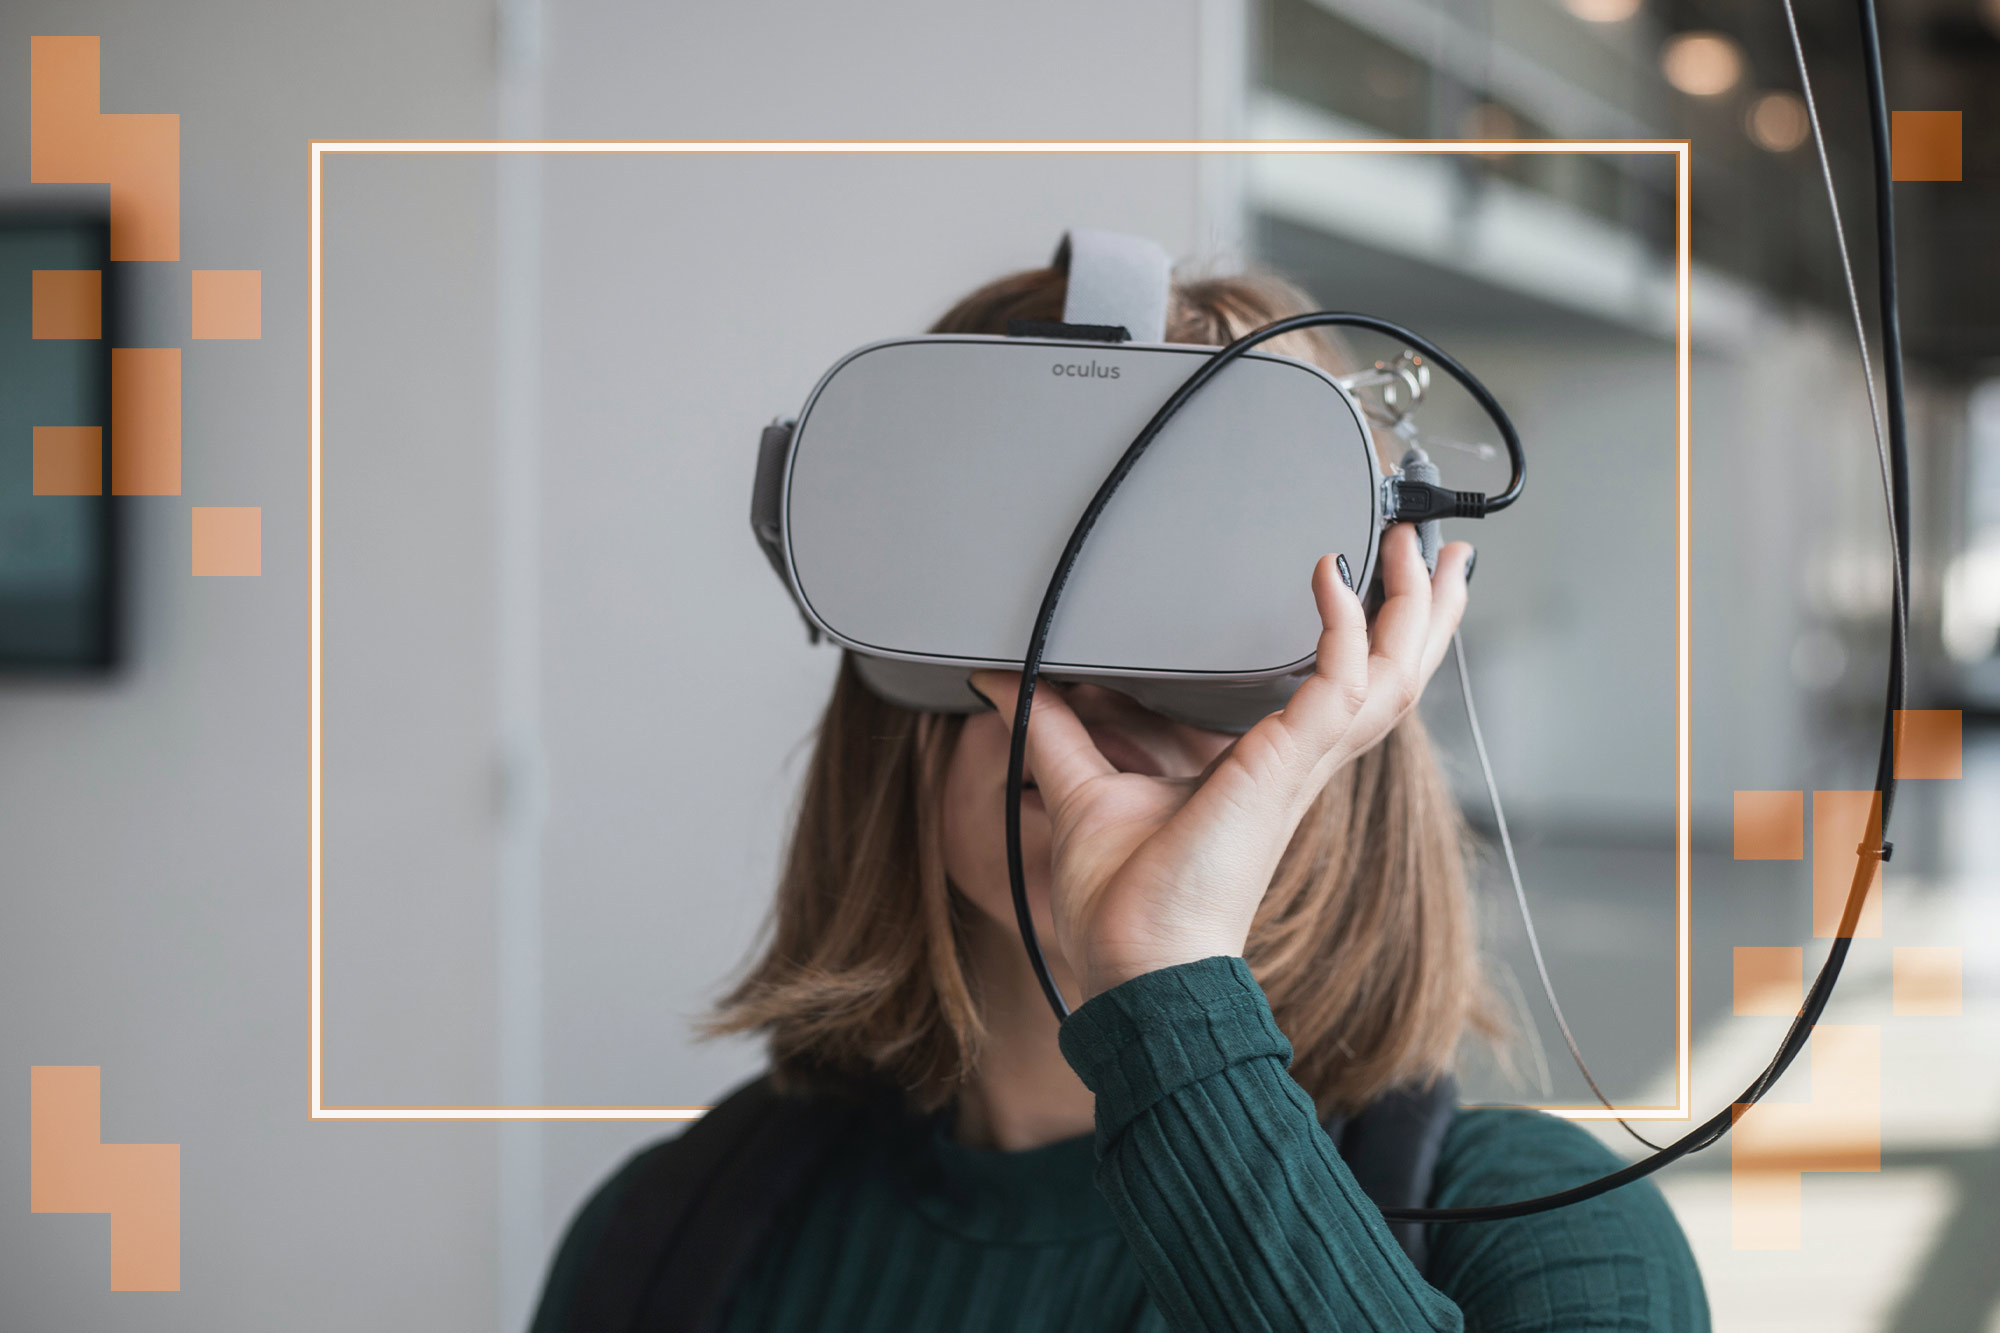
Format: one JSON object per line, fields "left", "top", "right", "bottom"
{"left": 1466, "top": 4, "right": 1910, "bottom": 1158}
{"left": 1779, "top": 0, "right": 1905, "bottom": 621}
{"left": 1453, "top": 630, "right": 1662, "bottom": 1150}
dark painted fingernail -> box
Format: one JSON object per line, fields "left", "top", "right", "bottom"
{"left": 1464, "top": 548, "right": 1478, "bottom": 586}
{"left": 1335, "top": 553, "right": 1354, "bottom": 591}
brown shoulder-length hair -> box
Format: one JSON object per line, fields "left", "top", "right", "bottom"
{"left": 708, "top": 262, "right": 1500, "bottom": 1118}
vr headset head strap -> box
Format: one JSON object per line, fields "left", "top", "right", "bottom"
{"left": 1052, "top": 228, "right": 1172, "bottom": 344}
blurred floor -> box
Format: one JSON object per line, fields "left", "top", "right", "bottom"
{"left": 1513, "top": 723, "right": 2000, "bottom": 1331}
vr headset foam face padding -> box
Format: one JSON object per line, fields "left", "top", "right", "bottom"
{"left": 751, "top": 333, "right": 1384, "bottom": 734}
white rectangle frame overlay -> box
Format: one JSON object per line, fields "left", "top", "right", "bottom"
{"left": 309, "top": 139, "right": 1692, "bottom": 1122}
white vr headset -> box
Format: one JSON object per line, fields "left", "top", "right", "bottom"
{"left": 749, "top": 229, "right": 1522, "bottom": 733}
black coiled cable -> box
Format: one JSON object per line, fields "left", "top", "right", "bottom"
{"left": 1004, "top": 314, "right": 1524, "bottom": 1021}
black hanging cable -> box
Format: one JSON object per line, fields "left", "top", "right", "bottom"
{"left": 1006, "top": 0, "right": 1909, "bottom": 1222}
{"left": 1650, "top": 0, "right": 1913, "bottom": 1173}
{"left": 1645, "top": 0, "right": 1915, "bottom": 1166}
{"left": 1857, "top": 0, "right": 1914, "bottom": 838}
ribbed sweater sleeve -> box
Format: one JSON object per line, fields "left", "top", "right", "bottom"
{"left": 1058, "top": 955, "right": 1466, "bottom": 1333}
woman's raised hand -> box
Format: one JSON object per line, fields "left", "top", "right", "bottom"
{"left": 970, "top": 524, "right": 1473, "bottom": 1005}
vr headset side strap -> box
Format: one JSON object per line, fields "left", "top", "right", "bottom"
{"left": 750, "top": 420, "right": 793, "bottom": 580}
{"left": 750, "top": 419, "right": 819, "bottom": 643}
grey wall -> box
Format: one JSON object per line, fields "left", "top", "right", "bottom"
{"left": 2, "top": 1, "right": 503, "bottom": 1329}
{"left": 0, "top": 2, "right": 1234, "bottom": 1330}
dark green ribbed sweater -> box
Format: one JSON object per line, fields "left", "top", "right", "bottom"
{"left": 535, "top": 958, "right": 1709, "bottom": 1331}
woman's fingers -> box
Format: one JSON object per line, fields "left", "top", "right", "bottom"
{"left": 1269, "top": 529, "right": 1474, "bottom": 783}
{"left": 1275, "top": 554, "right": 1370, "bottom": 752}
{"left": 1365, "top": 524, "right": 1436, "bottom": 691}
{"left": 968, "top": 670, "right": 1115, "bottom": 808}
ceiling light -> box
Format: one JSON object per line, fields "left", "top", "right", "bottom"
{"left": 1662, "top": 31, "right": 1745, "bottom": 96}
{"left": 1747, "top": 91, "right": 1810, "bottom": 151}
{"left": 1564, "top": 0, "right": 1643, "bottom": 21}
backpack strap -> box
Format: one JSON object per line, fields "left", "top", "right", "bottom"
{"left": 557, "top": 1076, "right": 866, "bottom": 1333}
{"left": 557, "top": 1072, "right": 1457, "bottom": 1330}
{"left": 1326, "top": 1074, "right": 1459, "bottom": 1274}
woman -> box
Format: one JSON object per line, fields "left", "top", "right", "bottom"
{"left": 531, "top": 264, "right": 1709, "bottom": 1331}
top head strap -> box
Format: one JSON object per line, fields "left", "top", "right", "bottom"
{"left": 1052, "top": 229, "right": 1172, "bottom": 344}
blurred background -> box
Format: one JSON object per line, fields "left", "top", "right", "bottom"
{"left": 2, "top": 0, "right": 1996, "bottom": 1329}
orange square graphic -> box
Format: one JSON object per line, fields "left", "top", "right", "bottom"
{"left": 32, "top": 269, "right": 101, "bottom": 339}
{"left": 1813, "top": 790, "right": 1883, "bottom": 939}
{"left": 1733, "top": 790, "right": 1803, "bottom": 860}
{"left": 30, "top": 1066, "right": 180, "bottom": 1291}
{"left": 1734, "top": 946, "right": 1803, "bottom": 1017}
{"left": 111, "top": 347, "right": 180, "bottom": 495}
{"left": 192, "top": 507, "right": 261, "bottom": 576}
{"left": 1730, "top": 1026, "right": 1881, "bottom": 1250}
{"left": 192, "top": 269, "right": 261, "bottom": 339}
{"left": 1891, "top": 111, "right": 1962, "bottom": 182}
{"left": 1893, "top": 947, "right": 1962, "bottom": 1016}
{"left": 33, "top": 426, "right": 103, "bottom": 495}
{"left": 30, "top": 37, "right": 181, "bottom": 262}
{"left": 1894, "top": 709, "right": 1962, "bottom": 779}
